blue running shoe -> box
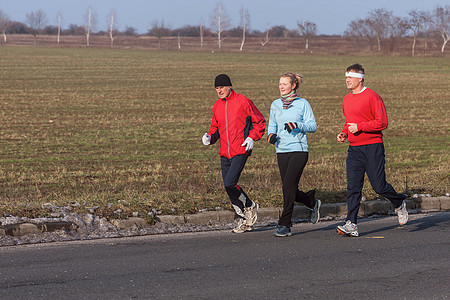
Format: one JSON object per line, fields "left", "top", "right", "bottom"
{"left": 273, "top": 225, "right": 292, "bottom": 237}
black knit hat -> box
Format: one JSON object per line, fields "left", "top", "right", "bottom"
{"left": 214, "top": 74, "right": 232, "bottom": 87}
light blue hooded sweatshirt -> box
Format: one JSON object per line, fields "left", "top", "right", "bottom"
{"left": 267, "top": 97, "right": 317, "bottom": 153}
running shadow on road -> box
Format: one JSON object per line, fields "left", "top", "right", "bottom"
{"left": 357, "top": 212, "right": 449, "bottom": 236}
{"left": 406, "top": 212, "right": 449, "bottom": 233}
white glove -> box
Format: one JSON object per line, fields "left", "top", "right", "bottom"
{"left": 241, "top": 137, "right": 254, "bottom": 151}
{"left": 202, "top": 133, "right": 211, "bottom": 145}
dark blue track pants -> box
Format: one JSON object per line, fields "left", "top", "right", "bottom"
{"left": 220, "top": 154, "right": 253, "bottom": 218}
{"left": 346, "top": 143, "right": 405, "bottom": 224}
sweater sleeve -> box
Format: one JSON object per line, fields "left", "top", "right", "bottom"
{"left": 341, "top": 104, "right": 349, "bottom": 135}
{"left": 267, "top": 102, "right": 278, "bottom": 135}
{"left": 298, "top": 100, "right": 317, "bottom": 133}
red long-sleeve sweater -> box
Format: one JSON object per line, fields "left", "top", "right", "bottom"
{"left": 341, "top": 87, "right": 388, "bottom": 146}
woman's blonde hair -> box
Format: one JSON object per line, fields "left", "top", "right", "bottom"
{"left": 280, "top": 72, "right": 303, "bottom": 91}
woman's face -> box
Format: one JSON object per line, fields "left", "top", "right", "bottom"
{"left": 279, "top": 76, "right": 295, "bottom": 96}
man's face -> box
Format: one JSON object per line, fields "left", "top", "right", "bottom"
{"left": 345, "top": 71, "right": 363, "bottom": 91}
{"left": 216, "top": 86, "right": 231, "bottom": 99}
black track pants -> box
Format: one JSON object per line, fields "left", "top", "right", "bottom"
{"left": 220, "top": 154, "right": 253, "bottom": 218}
{"left": 277, "top": 152, "right": 310, "bottom": 227}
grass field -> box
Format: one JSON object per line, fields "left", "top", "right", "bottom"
{"left": 0, "top": 47, "right": 448, "bottom": 218}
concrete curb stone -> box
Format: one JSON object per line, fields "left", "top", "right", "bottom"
{"left": 361, "top": 200, "right": 391, "bottom": 217}
{"left": 440, "top": 197, "right": 450, "bottom": 210}
{"left": 110, "top": 217, "right": 151, "bottom": 229}
{"left": 416, "top": 196, "right": 449, "bottom": 211}
{"left": 292, "top": 206, "right": 309, "bottom": 219}
{"left": 1, "top": 221, "right": 76, "bottom": 237}
{"left": 1, "top": 196, "right": 448, "bottom": 237}
{"left": 157, "top": 215, "right": 186, "bottom": 225}
{"left": 319, "top": 203, "right": 347, "bottom": 218}
{"left": 257, "top": 207, "right": 281, "bottom": 219}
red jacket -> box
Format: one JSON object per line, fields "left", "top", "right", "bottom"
{"left": 341, "top": 87, "right": 388, "bottom": 146}
{"left": 208, "top": 90, "right": 266, "bottom": 158}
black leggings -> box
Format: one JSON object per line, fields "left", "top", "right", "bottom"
{"left": 277, "top": 152, "right": 312, "bottom": 227}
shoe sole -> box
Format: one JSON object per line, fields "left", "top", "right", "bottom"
{"left": 232, "top": 226, "right": 253, "bottom": 234}
{"left": 336, "top": 227, "right": 359, "bottom": 237}
{"left": 311, "top": 199, "right": 321, "bottom": 224}
{"left": 274, "top": 232, "right": 292, "bottom": 237}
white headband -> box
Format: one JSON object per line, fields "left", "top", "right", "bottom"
{"left": 345, "top": 72, "right": 364, "bottom": 78}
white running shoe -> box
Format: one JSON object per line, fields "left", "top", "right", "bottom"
{"left": 395, "top": 200, "right": 409, "bottom": 226}
{"left": 232, "top": 219, "right": 252, "bottom": 233}
{"left": 244, "top": 202, "right": 259, "bottom": 226}
{"left": 336, "top": 220, "right": 359, "bottom": 237}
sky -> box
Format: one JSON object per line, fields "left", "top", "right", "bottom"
{"left": 2, "top": 0, "right": 449, "bottom": 35}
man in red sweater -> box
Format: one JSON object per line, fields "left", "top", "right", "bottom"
{"left": 202, "top": 74, "right": 266, "bottom": 233}
{"left": 336, "top": 64, "right": 408, "bottom": 237}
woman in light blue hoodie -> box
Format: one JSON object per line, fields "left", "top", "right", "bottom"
{"left": 267, "top": 72, "right": 321, "bottom": 237}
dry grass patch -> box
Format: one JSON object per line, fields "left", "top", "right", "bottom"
{"left": 0, "top": 47, "right": 448, "bottom": 218}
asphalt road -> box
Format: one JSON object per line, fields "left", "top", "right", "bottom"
{"left": 0, "top": 212, "right": 449, "bottom": 299}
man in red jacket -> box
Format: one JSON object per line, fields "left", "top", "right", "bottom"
{"left": 203, "top": 74, "right": 266, "bottom": 233}
{"left": 336, "top": 64, "right": 408, "bottom": 237}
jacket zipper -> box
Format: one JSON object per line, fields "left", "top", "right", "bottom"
{"left": 225, "top": 100, "right": 231, "bottom": 158}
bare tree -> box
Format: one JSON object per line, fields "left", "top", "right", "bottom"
{"left": 434, "top": 5, "right": 450, "bottom": 53}
{"left": 367, "top": 8, "right": 392, "bottom": 51}
{"left": 107, "top": 9, "right": 117, "bottom": 47}
{"left": 386, "top": 16, "right": 408, "bottom": 53}
{"left": 199, "top": 21, "right": 204, "bottom": 49}
{"left": 210, "top": 3, "right": 230, "bottom": 50}
{"left": 407, "top": 10, "right": 427, "bottom": 56}
{"left": 0, "top": 10, "right": 10, "bottom": 43}
{"left": 84, "top": 7, "right": 97, "bottom": 47}
{"left": 25, "top": 9, "right": 48, "bottom": 46}
{"left": 260, "top": 25, "right": 270, "bottom": 50}
{"left": 56, "top": 12, "right": 62, "bottom": 46}
{"left": 239, "top": 6, "right": 250, "bottom": 51}
{"left": 148, "top": 20, "right": 171, "bottom": 48}
{"left": 345, "top": 18, "right": 376, "bottom": 50}
{"left": 422, "top": 11, "right": 433, "bottom": 52}
{"left": 297, "top": 19, "right": 317, "bottom": 50}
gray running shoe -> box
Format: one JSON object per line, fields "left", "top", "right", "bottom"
{"left": 336, "top": 220, "right": 359, "bottom": 237}
{"left": 232, "top": 219, "right": 252, "bottom": 233}
{"left": 395, "top": 200, "right": 408, "bottom": 226}
{"left": 309, "top": 199, "right": 321, "bottom": 224}
{"left": 273, "top": 225, "right": 292, "bottom": 237}
{"left": 244, "top": 202, "right": 259, "bottom": 226}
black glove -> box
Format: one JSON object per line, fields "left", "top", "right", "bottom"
{"left": 284, "top": 122, "right": 298, "bottom": 133}
{"left": 268, "top": 133, "right": 277, "bottom": 145}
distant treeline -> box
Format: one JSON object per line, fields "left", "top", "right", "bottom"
{"left": 0, "top": 4, "right": 448, "bottom": 55}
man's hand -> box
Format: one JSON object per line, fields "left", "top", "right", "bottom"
{"left": 347, "top": 123, "right": 358, "bottom": 134}
{"left": 241, "top": 137, "right": 254, "bottom": 151}
{"left": 202, "top": 133, "right": 211, "bottom": 145}
{"left": 337, "top": 132, "right": 347, "bottom": 143}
